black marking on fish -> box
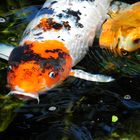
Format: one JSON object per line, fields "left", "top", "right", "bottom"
{"left": 38, "top": 57, "right": 65, "bottom": 73}
{"left": 35, "top": 17, "right": 63, "bottom": 31}
{"left": 33, "top": 32, "right": 43, "bottom": 36}
{"left": 63, "top": 21, "right": 71, "bottom": 30}
{"left": 9, "top": 46, "right": 33, "bottom": 65}
{"left": 9, "top": 45, "right": 68, "bottom": 72}
{"left": 52, "top": 22, "right": 63, "bottom": 30}
{"left": 57, "top": 13, "right": 63, "bottom": 18}
{"left": 77, "top": 23, "right": 84, "bottom": 28}
{"left": 63, "top": 9, "right": 81, "bottom": 23}
{"left": 45, "top": 49, "right": 67, "bottom": 58}
{"left": 57, "top": 9, "right": 83, "bottom": 28}
{"left": 50, "top": 1, "right": 58, "bottom": 5}
{"left": 36, "top": 36, "right": 44, "bottom": 40}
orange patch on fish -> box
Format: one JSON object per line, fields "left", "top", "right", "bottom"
{"left": 8, "top": 40, "right": 73, "bottom": 94}
{"left": 8, "top": 61, "right": 47, "bottom": 93}
{"left": 8, "top": 57, "right": 72, "bottom": 93}
{"left": 36, "top": 18, "right": 63, "bottom": 31}
{"left": 25, "top": 40, "right": 69, "bottom": 59}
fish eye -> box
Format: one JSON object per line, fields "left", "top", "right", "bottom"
{"left": 133, "top": 38, "right": 140, "bottom": 44}
{"left": 7, "top": 65, "right": 12, "bottom": 71}
{"left": 49, "top": 71, "right": 56, "bottom": 78}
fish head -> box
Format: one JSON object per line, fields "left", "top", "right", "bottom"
{"left": 99, "top": 2, "right": 140, "bottom": 56}
{"left": 7, "top": 40, "right": 72, "bottom": 100}
{"left": 117, "top": 27, "right": 140, "bottom": 54}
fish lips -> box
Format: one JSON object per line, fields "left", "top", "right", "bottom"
{"left": 8, "top": 90, "right": 40, "bottom": 103}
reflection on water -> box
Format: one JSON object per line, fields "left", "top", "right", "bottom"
{"left": 0, "top": 0, "right": 140, "bottom": 140}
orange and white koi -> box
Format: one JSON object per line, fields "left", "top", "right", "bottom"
{"left": 3, "top": 0, "right": 114, "bottom": 100}
{"left": 99, "top": 2, "right": 140, "bottom": 56}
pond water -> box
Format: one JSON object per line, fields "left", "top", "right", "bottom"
{"left": 0, "top": 0, "right": 140, "bottom": 140}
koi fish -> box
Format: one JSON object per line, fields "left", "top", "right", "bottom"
{"left": 4, "top": 0, "right": 114, "bottom": 101}
{"left": 99, "top": 2, "right": 140, "bottom": 56}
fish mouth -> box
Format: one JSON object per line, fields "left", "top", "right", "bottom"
{"left": 8, "top": 90, "right": 40, "bottom": 103}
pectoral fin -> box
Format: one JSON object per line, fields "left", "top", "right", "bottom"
{"left": 0, "top": 43, "right": 15, "bottom": 60}
{"left": 69, "top": 69, "right": 114, "bottom": 82}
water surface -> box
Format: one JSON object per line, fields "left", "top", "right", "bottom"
{"left": 0, "top": 0, "right": 140, "bottom": 140}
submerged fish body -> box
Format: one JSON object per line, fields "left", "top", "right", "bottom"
{"left": 7, "top": 0, "right": 114, "bottom": 100}
{"left": 99, "top": 2, "right": 140, "bottom": 56}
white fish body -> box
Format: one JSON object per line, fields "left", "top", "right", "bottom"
{"left": 20, "top": 0, "right": 113, "bottom": 66}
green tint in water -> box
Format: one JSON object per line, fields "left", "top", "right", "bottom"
{"left": 0, "top": 60, "right": 23, "bottom": 132}
{"left": 85, "top": 46, "right": 140, "bottom": 77}
{"left": 0, "top": 96, "right": 23, "bottom": 132}
{"left": 0, "top": 0, "right": 44, "bottom": 132}
{"left": 0, "top": 0, "right": 44, "bottom": 46}
{"left": 0, "top": 0, "right": 140, "bottom": 139}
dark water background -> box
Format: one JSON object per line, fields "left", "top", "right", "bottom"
{"left": 0, "top": 0, "right": 140, "bottom": 140}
